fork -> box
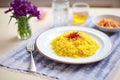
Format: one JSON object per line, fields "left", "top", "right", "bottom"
{"left": 26, "top": 42, "right": 36, "bottom": 72}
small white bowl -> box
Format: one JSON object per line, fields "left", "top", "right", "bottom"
{"left": 92, "top": 15, "right": 120, "bottom": 32}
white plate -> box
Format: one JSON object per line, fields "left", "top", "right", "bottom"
{"left": 36, "top": 26, "right": 113, "bottom": 64}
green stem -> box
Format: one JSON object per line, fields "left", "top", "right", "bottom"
{"left": 17, "top": 16, "right": 32, "bottom": 40}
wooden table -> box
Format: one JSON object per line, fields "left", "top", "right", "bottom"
{"left": 0, "top": 7, "right": 120, "bottom": 80}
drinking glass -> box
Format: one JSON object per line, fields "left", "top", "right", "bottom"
{"left": 52, "top": 0, "right": 69, "bottom": 27}
{"left": 72, "top": 2, "right": 89, "bottom": 25}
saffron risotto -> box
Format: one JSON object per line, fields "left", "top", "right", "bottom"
{"left": 51, "top": 31, "right": 99, "bottom": 58}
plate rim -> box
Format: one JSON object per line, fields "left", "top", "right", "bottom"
{"left": 36, "top": 26, "right": 113, "bottom": 64}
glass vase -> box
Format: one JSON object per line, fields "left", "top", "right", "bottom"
{"left": 17, "top": 16, "right": 32, "bottom": 40}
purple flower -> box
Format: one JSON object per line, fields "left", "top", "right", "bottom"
{"left": 28, "top": 6, "right": 40, "bottom": 19}
{"left": 5, "top": 0, "right": 40, "bottom": 19}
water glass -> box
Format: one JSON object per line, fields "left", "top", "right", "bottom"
{"left": 72, "top": 2, "right": 89, "bottom": 25}
{"left": 52, "top": 0, "right": 69, "bottom": 27}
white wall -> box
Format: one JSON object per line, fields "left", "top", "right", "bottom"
{"left": 0, "top": 0, "right": 120, "bottom": 8}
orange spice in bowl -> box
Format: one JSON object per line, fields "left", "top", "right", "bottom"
{"left": 97, "top": 18, "right": 120, "bottom": 28}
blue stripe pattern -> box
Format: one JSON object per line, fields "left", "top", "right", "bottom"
{"left": 0, "top": 17, "right": 120, "bottom": 80}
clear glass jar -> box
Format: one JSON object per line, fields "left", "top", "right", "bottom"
{"left": 17, "top": 16, "right": 32, "bottom": 40}
{"left": 52, "top": 0, "right": 69, "bottom": 27}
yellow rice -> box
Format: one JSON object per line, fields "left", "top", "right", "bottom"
{"left": 51, "top": 31, "right": 99, "bottom": 58}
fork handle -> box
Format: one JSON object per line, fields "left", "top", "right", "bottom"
{"left": 30, "top": 51, "right": 36, "bottom": 72}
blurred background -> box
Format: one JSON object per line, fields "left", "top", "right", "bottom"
{"left": 0, "top": 0, "right": 120, "bottom": 8}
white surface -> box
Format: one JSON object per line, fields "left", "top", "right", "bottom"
{"left": 92, "top": 15, "right": 120, "bottom": 32}
{"left": 0, "top": 66, "right": 56, "bottom": 80}
{"left": 36, "top": 26, "right": 112, "bottom": 64}
{"left": 0, "top": 8, "right": 120, "bottom": 80}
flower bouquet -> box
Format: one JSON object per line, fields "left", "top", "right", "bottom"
{"left": 5, "top": 0, "right": 40, "bottom": 40}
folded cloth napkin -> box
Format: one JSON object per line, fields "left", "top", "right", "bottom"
{"left": 0, "top": 17, "right": 120, "bottom": 80}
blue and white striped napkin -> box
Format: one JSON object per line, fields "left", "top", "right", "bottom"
{"left": 0, "top": 17, "right": 120, "bottom": 80}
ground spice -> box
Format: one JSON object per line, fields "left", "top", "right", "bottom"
{"left": 67, "top": 32, "right": 83, "bottom": 40}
